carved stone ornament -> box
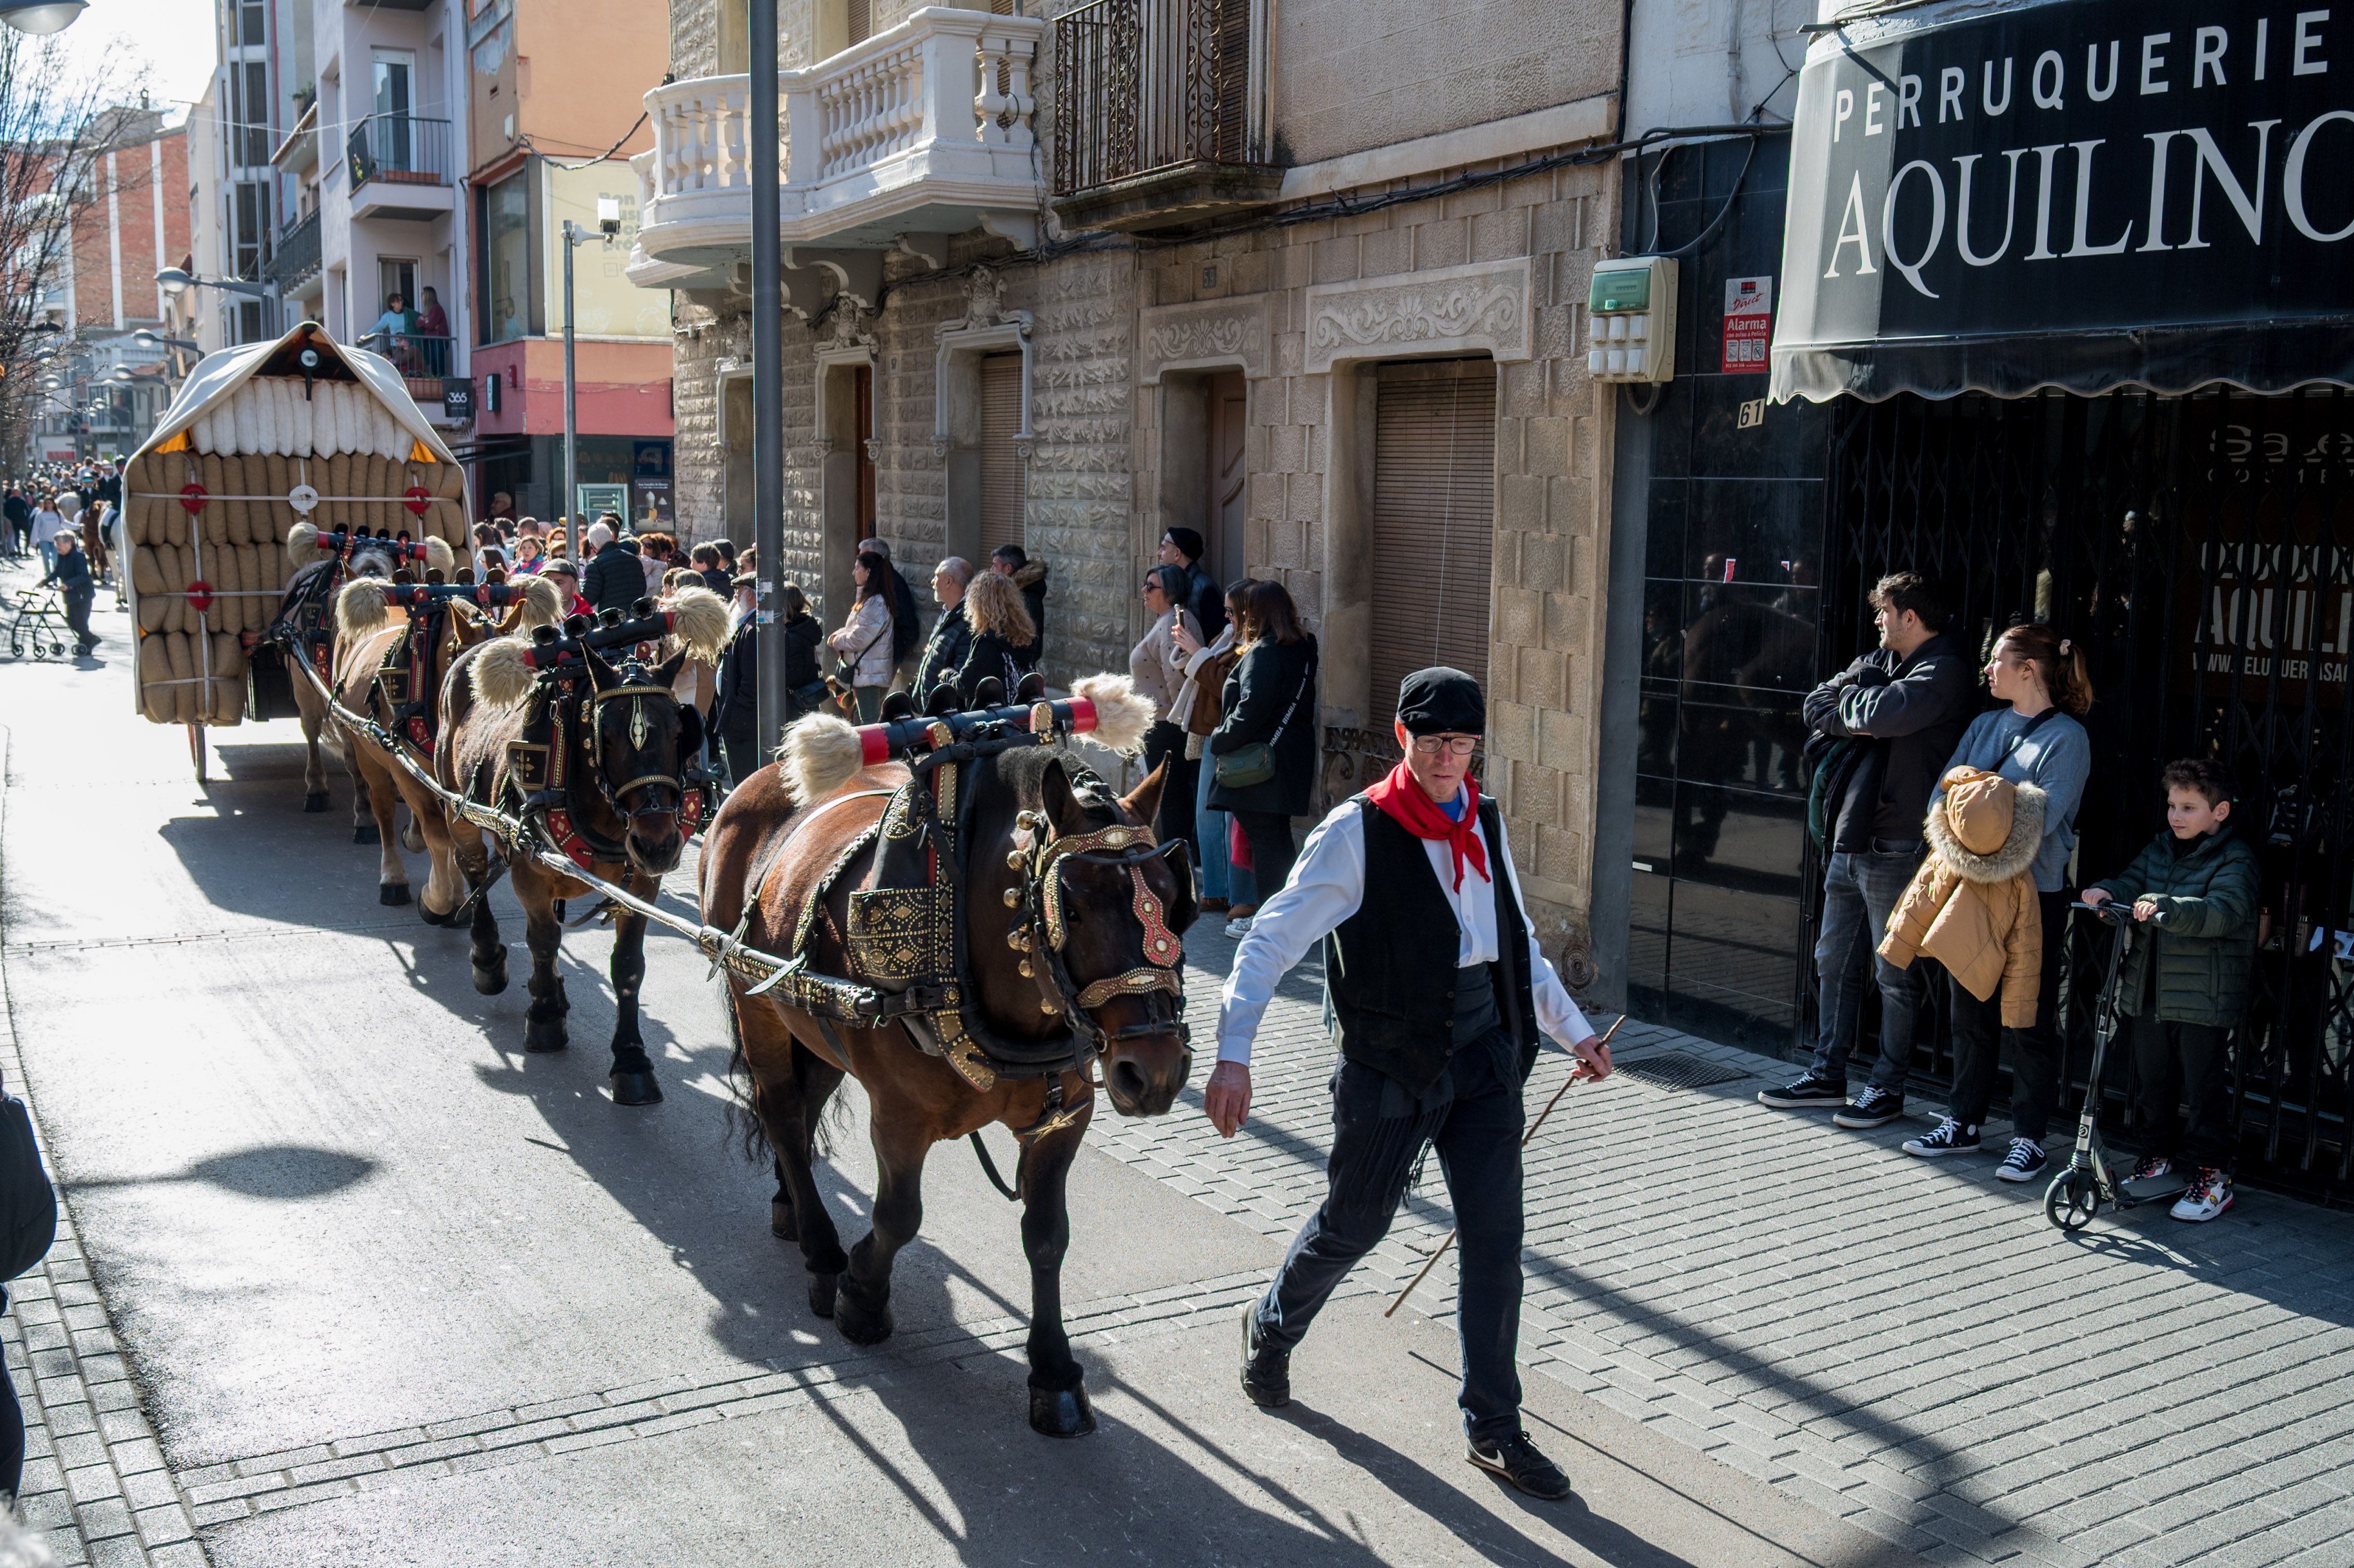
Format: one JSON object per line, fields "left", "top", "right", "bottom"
{"left": 1302, "top": 257, "right": 1535, "bottom": 373}
{"left": 1136, "top": 295, "right": 1272, "bottom": 384}
{"left": 817, "top": 304, "right": 877, "bottom": 354}
{"left": 959, "top": 265, "right": 1006, "bottom": 330}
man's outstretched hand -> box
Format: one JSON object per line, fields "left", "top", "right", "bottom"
{"left": 1569, "top": 1032, "right": 1613, "bottom": 1082}
{"left": 1204, "top": 1060, "right": 1253, "bottom": 1138}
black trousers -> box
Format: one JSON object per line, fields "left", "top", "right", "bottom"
{"left": 2129, "top": 1015, "right": 2234, "bottom": 1168}
{"left": 1255, "top": 989, "right": 1527, "bottom": 1441}
{"left": 1234, "top": 811, "right": 1298, "bottom": 906}
{"left": 722, "top": 733, "right": 762, "bottom": 790}
{"left": 63, "top": 587, "right": 93, "bottom": 649}
{"left": 1947, "top": 887, "right": 2070, "bottom": 1143}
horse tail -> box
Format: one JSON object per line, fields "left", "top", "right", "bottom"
{"left": 722, "top": 988, "right": 769, "bottom": 1165}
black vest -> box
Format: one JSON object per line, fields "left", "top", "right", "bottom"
{"left": 1324, "top": 797, "right": 1539, "bottom": 1093}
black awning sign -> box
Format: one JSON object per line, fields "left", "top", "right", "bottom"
{"left": 1774, "top": 0, "right": 2354, "bottom": 402}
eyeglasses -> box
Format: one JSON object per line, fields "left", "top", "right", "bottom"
{"left": 1409, "top": 736, "right": 1479, "bottom": 757}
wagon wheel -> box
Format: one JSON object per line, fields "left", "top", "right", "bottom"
{"left": 188, "top": 722, "right": 208, "bottom": 785}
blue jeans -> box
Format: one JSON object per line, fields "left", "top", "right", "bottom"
{"left": 1809, "top": 847, "right": 1927, "bottom": 1091}
{"left": 1256, "top": 1050, "right": 1526, "bottom": 1442}
{"left": 1195, "top": 754, "right": 1252, "bottom": 906}
{"left": 36, "top": 539, "right": 55, "bottom": 578}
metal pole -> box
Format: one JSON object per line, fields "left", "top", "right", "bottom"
{"left": 561, "top": 220, "right": 580, "bottom": 527}
{"left": 750, "top": 0, "right": 786, "bottom": 754}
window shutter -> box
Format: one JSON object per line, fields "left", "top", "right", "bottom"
{"left": 978, "top": 353, "right": 1026, "bottom": 557}
{"left": 846, "top": 0, "right": 870, "bottom": 46}
{"left": 1369, "top": 362, "right": 1496, "bottom": 711}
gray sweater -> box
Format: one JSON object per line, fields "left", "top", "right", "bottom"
{"left": 1933, "top": 708, "right": 2091, "bottom": 892}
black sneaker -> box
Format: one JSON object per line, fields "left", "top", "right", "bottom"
{"left": 1902, "top": 1118, "right": 1981, "bottom": 1157}
{"left": 1995, "top": 1138, "right": 2048, "bottom": 1183}
{"left": 1833, "top": 1084, "right": 1905, "bottom": 1129}
{"left": 1239, "top": 1303, "right": 1289, "bottom": 1409}
{"left": 1467, "top": 1431, "right": 1572, "bottom": 1501}
{"left": 1758, "top": 1074, "right": 1846, "bottom": 1109}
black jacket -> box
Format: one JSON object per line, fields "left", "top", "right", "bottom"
{"left": 700, "top": 567, "right": 733, "bottom": 599}
{"left": 1184, "top": 563, "right": 1225, "bottom": 642}
{"left": 956, "top": 629, "right": 1034, "bottom": 704}
{"left": 1802, "top": 633, "right": 1975, "bottom": 851}
{"left": 1208, "top": 635, "right": 1319, "bottom": 817}
{"left": 42, "top": 548, "right": 90, "bottom": 596}
{"left": 582, "top": 539, "right": 644, "bottom": 615}
{"left": 886, "top": 566, "right": 921, "bottom": 663}
{"left": 713, "top": 612, "right": 821, "bottom": 741}
{"left": 5, "top": 495, "right": 30, "bottom": 527}
{"left": 913, "top": 600, "right": 973, "bottom": 706}
{"left": 1010, "top": 561, "right": 1048, "bottom": 668}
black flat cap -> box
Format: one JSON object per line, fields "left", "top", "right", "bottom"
{"left": 1162, "top": 526, "right": 1205, "bottom": 563}
{"left": 1396, "top": 667, "right": 1484, "bottom": 735}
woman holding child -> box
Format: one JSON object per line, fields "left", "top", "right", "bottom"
{"left": 1879, "top": 623, "right": 2091, "bottom": 1184}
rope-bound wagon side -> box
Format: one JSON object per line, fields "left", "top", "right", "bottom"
{"left": 118, "top": 321, "right": 474, "bottom": 782}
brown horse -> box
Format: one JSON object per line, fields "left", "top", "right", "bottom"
{"left": 430, "top": 590, "right": 730, "bottom": 1103}
{"left": 274, "top": 525, "right": 453, "bottom": 835}
{"left": 699, "top": 678, "right": 1195, "bottom": 1436}
{"left": 328, "top": 574, "right": 562, "bottom": 908}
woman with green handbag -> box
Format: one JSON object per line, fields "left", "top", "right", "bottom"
{"left": 1208, "top": 580, "right": 1318, "bottom": 934}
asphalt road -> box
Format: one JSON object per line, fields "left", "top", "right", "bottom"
{"left": 2, "top": 567, "right": 1917, "bottom": 1566}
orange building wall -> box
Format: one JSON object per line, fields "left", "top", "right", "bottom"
{"left": 468, "top": 0, "right": 660, "bottom": 179}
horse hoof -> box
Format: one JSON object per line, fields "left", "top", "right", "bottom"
{"left": 1029, "top": 1380, "right": 1096, "bottom": 1439}
{"left": 378, "top": 883, "right": 411, "bottom": 906}
{"left": 770, "top": 1198, "right": 798, "bottom": 1243}
{"left": 353, "top": 824, "right": 380, "bottom": 845}
{"left": 609, "top": 1070, "right": 664, "bottom": 1107}
{"left": 417, "top": 902, "right": 454, "bottom": 927}
{"left": 524, "top": 1018, "right": 568, "bottom": 1054}
{"left": 471, "top": 963, "right": 509, "bottom": 997}
{"left": 303, "top": 792, "right": 328, "bottom": 814}
{"left": 808, "top": 1273, "right": 838, "bottom": 1319}
{"left": 835, "top": 1289, "right": 893, "bottom": 1346}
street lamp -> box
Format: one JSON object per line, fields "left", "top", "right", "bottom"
{"left": 558, "top": 198, "right": 621, "bottom": 527}
{"left": 0, "top": 2, "right": 87, "bottom": 34}
{"left": 155, "top": 267, "right": 280, "bottom": 337}
{"left": 132, "top": 329, "right": 199, "bottom": 352}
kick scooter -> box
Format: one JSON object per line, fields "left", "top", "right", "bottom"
{"left": 2045, "top": 899, "right": 2192, "bottom": 1230}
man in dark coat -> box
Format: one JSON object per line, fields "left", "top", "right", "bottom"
{"left": 913, "top": 556, "right": 976, "bottom": 708}
{"left": 1208, "top": 667, "right": 1613, "bottom": 1503}
{"left": 580, "top": 517, "right": 644, "bottom": 615}
{"left": 1159, "top": 526, "right": 1225, "bottom": 641}
{"left": 3, "top": 489, "right": 29, "bottom": 559}
{"left": 990, "top": 545, "right": 1047, "bottom": 671}
{"left": 1761, "top": 571, "right": 1973, "bottom": 1130}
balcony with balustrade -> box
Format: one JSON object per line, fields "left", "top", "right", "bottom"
{"left": 629, "top": 6, "right": 1045, "bottom": 299}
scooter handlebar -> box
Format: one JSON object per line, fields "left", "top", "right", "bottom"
{"left": 2075, "top": 898, "right": 2169, "bottom": 929}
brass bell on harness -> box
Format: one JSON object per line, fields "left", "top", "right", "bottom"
{"left": 1018, "top": 960, "right": 1034, "bottom": 978}
{"left": 1002, "top": 887, "right": 1021, "bottom": 908}
{"left": 1006, "top": 929, "right": 1029, "bottom": 951}
{"left": 1006, "top": 851, "right": 1026, "bottom": 871}
{"left": 1040, "top": 998, "right": 1060, "bottom": 1014}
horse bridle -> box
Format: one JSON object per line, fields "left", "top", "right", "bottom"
{"left": 587, "top": 677, "right": 691, "bottom": 831}
{"left": 1004, "top": 811, "right": 1192, "bottom": 1054}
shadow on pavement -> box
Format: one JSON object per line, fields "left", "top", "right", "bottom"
{"left": 64, "top": 1144, "right": 379, "bottom": 1200}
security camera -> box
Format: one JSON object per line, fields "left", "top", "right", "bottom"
{"left": 597, "top": 195, "right": 622, "bottom": 237}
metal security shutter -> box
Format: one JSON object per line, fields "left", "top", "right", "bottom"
{"left": 1370, "top": 361, "right": 1496, "bottom": 711}
{"left": 846, "top": 0, "right": 870, "bottom": 46}
{"left": 978, "top": 353, "right": 1026, "bottom": 557}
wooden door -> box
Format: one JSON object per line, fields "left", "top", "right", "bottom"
{"left": 978, "top": 354, "right": 1025, "bottom": 557}
{"left": 853, "top": 362, "right": 876, "bottom": 534}
{"left": 1207, "top": 369, "right": 1246, "bottom": 586}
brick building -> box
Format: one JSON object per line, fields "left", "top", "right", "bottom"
{"left": 636, "top": 0, "right": 1628, "bottom": 978}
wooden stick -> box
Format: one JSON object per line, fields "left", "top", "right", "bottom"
{"left": 1384, "top": 1015, "right": 1624, "bottom": 1319}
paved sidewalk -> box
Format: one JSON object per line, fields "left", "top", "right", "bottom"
{"left": 1092, "top": 924, "right": 2354, "bottom": 1568}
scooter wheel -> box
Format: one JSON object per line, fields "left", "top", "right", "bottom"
{"left": 2045, "top": 1169, "right": 2100, "bottom": 1232}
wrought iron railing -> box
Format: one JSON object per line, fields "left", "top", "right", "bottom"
{"left": 348, "top": 114, "right": 454, "bottom": 189}
{"left": 355, "top": 330, "right": 455, "bottom": 398}
{"left": 269, "top": 209, "right": 320, "bottom": 291}
{"left": 1052, "top": 0, "right": 1253, "bottom": 194}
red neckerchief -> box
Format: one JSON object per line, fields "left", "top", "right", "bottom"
{"left": 1366, "top": 761, "right": 1489, "bottom": 892}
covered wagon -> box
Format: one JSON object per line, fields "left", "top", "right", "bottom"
{"left": 120, "top": 322, "right": 472, "bottom": 776}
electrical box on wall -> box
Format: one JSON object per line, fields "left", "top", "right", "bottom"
{"left": 1587, "top": 257, "right": 1678, "bottom": 384}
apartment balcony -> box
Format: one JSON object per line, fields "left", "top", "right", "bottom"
{"left": 1050, "top": 0, "right": 1279, "bottom": 234}
{"left": 348, "top": 114, "right": 455, "bottom": 224}
{"left": 269, "top": 210, "right": 322, "bottom": 300}
{"left": 629, "top": 7, "right": 1045, "bottom": 300}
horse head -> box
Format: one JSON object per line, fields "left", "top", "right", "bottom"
{"left": 981, "top": 751, "right": 1195, "bottom": 1118}
{"left": 579, "top": 641, "right": 700, "bottom": 878}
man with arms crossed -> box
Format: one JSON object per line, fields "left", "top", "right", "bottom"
{"left": 1205, "top": 667, "right": 1612, "bottom": 1500}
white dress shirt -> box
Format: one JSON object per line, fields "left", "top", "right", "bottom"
{"left": 1217, "top": 790, "right": 1595, "bottom": 1065}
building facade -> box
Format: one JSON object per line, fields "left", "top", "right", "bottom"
{"left": 642, "top": 0, "right": 1630, "bottom": 978}
{"left": 462, "top": 0, "right": 674, "bottom": 522}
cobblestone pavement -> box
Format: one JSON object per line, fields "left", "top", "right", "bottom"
{"left": 1086, "top": 923, "right": 2354, "bottom": 1568}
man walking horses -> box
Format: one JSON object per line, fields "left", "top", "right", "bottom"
{"left": 1206, "top": 666, "right": 1612, "bottom": 1500}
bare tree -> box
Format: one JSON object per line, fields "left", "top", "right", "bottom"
{"left": 0, "top": 31, "right": 147, "bottom": 468}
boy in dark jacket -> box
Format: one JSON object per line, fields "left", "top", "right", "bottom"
{"left": 2082, "top": 758, "right": 2259, "bottom": 1222}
